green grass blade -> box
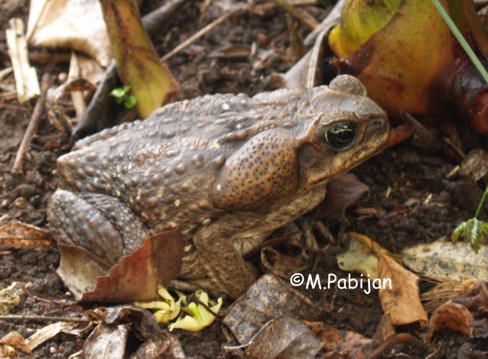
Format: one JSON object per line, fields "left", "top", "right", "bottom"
{"left": 431, "top": 0, "right": 488, "bottom": 83}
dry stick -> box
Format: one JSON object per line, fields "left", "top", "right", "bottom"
{"left": 161, "top": 7, "right": 245, "bottom": 62}
{"left": 368, "top": 333, "right": 417, "bottom": 359}
{"left": 12, "top": 73, "right": 52, "bottom": 174}
{"left": 272, "top": 0, "right": 319, "bottom": 30}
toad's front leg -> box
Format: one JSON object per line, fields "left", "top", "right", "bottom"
{"left": 190, "top": 214, "right": 263, "bottom": 299}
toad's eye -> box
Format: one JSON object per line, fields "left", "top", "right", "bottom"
{"left": 324, "top": 121, "right": 357, "bottom": 149}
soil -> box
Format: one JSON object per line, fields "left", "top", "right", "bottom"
{"left": 0, "top": 1, "right": 487, "bottom": 358}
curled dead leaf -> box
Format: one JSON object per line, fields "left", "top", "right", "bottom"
{"left": 57, "top": 230, "right": 183, "bottom": 302}
{"left": 377, "top": 250, "right": 428, "bottom": 327}
{"left": 428, "top": 302, "right": 474, "bottom": 340}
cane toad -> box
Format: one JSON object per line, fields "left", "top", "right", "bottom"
{"left": 48, "top": 75, "right": 389, "bottom": 298}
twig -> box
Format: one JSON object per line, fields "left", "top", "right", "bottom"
{"left": 12, "top": 73, "right": 52, "bottom": 174}
{"left": 368, "top": 333, "right": 417, "bottom": 359}
{"left": 0, "top": 103, "right": 31, "bottom": 111}
{"left": 0, "top": 314, "right": 89, "bottom": 324}
{"left": 161, "top": 7, "right": 245, "bottom": 62}
{"left": 272, "top": 0, "right": 319, "bottom": 30}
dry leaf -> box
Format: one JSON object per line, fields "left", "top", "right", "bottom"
{"left": 343, "top": 233, "right": 428, "bottom": 327}
{"left": 306, "top": 321, "right": 372, "bottom": 358}
{"left": 27, "top": 0, "right": 111, "bottom": 66}
{"left": 87, "top": 305, "right": 160, "bottom": 340}
{"left": 57, "top": 230, "right": 183, "bottom": 302}
{"left": 428, "top": 302, "right": 474, "bottom": 340}
{"left": 223, "top": 274, "right": 324, "bottom": 344}
{"left": 245, "top": 315, "right": 322, "bottom": 359}
{"left": 83, "top": 323, "right": 128, "bottom": 359}
{"left": 25, "top": 322, "right": 79, "bottom": 351}
{"left": 458, "top": 149, "right": 488, "bottom": 181}
{"left": 452, "top": 281, "right": 488, "bottom": 318}
{"left": 377, "top": 249, "right": 428, "bottom": 327}
{"left": 46, "top": 77, "right": 97, "bottom": 132}
{"left": 83, "top": 305, "right": 161, "bottom": 358}
{"left": 401, "top": 240, "right": 488, "bottom": 281}
{"left": 0, "top": 331, "right": 31, "bottom": 355}
{"left": 316, "top": 172, "right": 369, "bottom": 224}
{"left": 129, "top": 331, "right": 185, "bottom": 359}
{"left": 0, "top": 220, "right": 53, "bottom": 249}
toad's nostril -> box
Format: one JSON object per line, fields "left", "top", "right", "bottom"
{"left": 372, "top": 119, "right": 385, "bottom": 129}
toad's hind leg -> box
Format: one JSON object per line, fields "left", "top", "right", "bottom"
{"left": 48, "top": 189, "right": 149, "bottom": 265}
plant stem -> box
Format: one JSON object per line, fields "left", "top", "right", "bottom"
{"left": 431, "top": 0, "right": 488, "bottom": 83}
{"left": 474, "top": 184, "right": 488, "bottom": 218}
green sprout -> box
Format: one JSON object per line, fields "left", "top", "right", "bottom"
{"left": 431, "top": 0, "right": 488, "bottom": 251}
{"left": 452, "top": 185, "right": 488, "bottom": 252}
{"left": 110, "top": 84, "right": 137, "bottom": 109}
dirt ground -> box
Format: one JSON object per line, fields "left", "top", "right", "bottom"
{"left": 1, "top": 0, "right": 487, "bottom": 358}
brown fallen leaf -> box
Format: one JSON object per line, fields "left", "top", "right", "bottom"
{"left": 344, "top": 233, "right": 428, "bottom": 327}
{"left": 458, "top": 149, "right": 488, "bottom": 182}
{"left": 316, "top": 172, "right": 369, "bottom": 224}
{"left": 377, "top": 248, "right": 428, "bottom": 327}
{"left": 87, "top": 305, "right": 160, "bottom": 340}
{"left": 223, "top": 274, "right": 324, "bottom": 344}
{"left": 57, "top": 230, "right": 183, "bottom": 302}
{"left": 245, "top": 315, "right": 322, "bottom": 359}
{"left": 83, "top": 323, "right": 128, "bottom": 359}
{"left": 0, "top": 220, "right": 53, "bottom": 250}
{"left": 84, "top": 305, "right": 160, "bottom": 359}
{"left": 129, "top": 331, "right": 185, "bottom": 359}
{"left": 428, "top": 302, "right": 474, "bottom": 340}
{"left": 452, "top": 281, "right": 488, "bottom": 318}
